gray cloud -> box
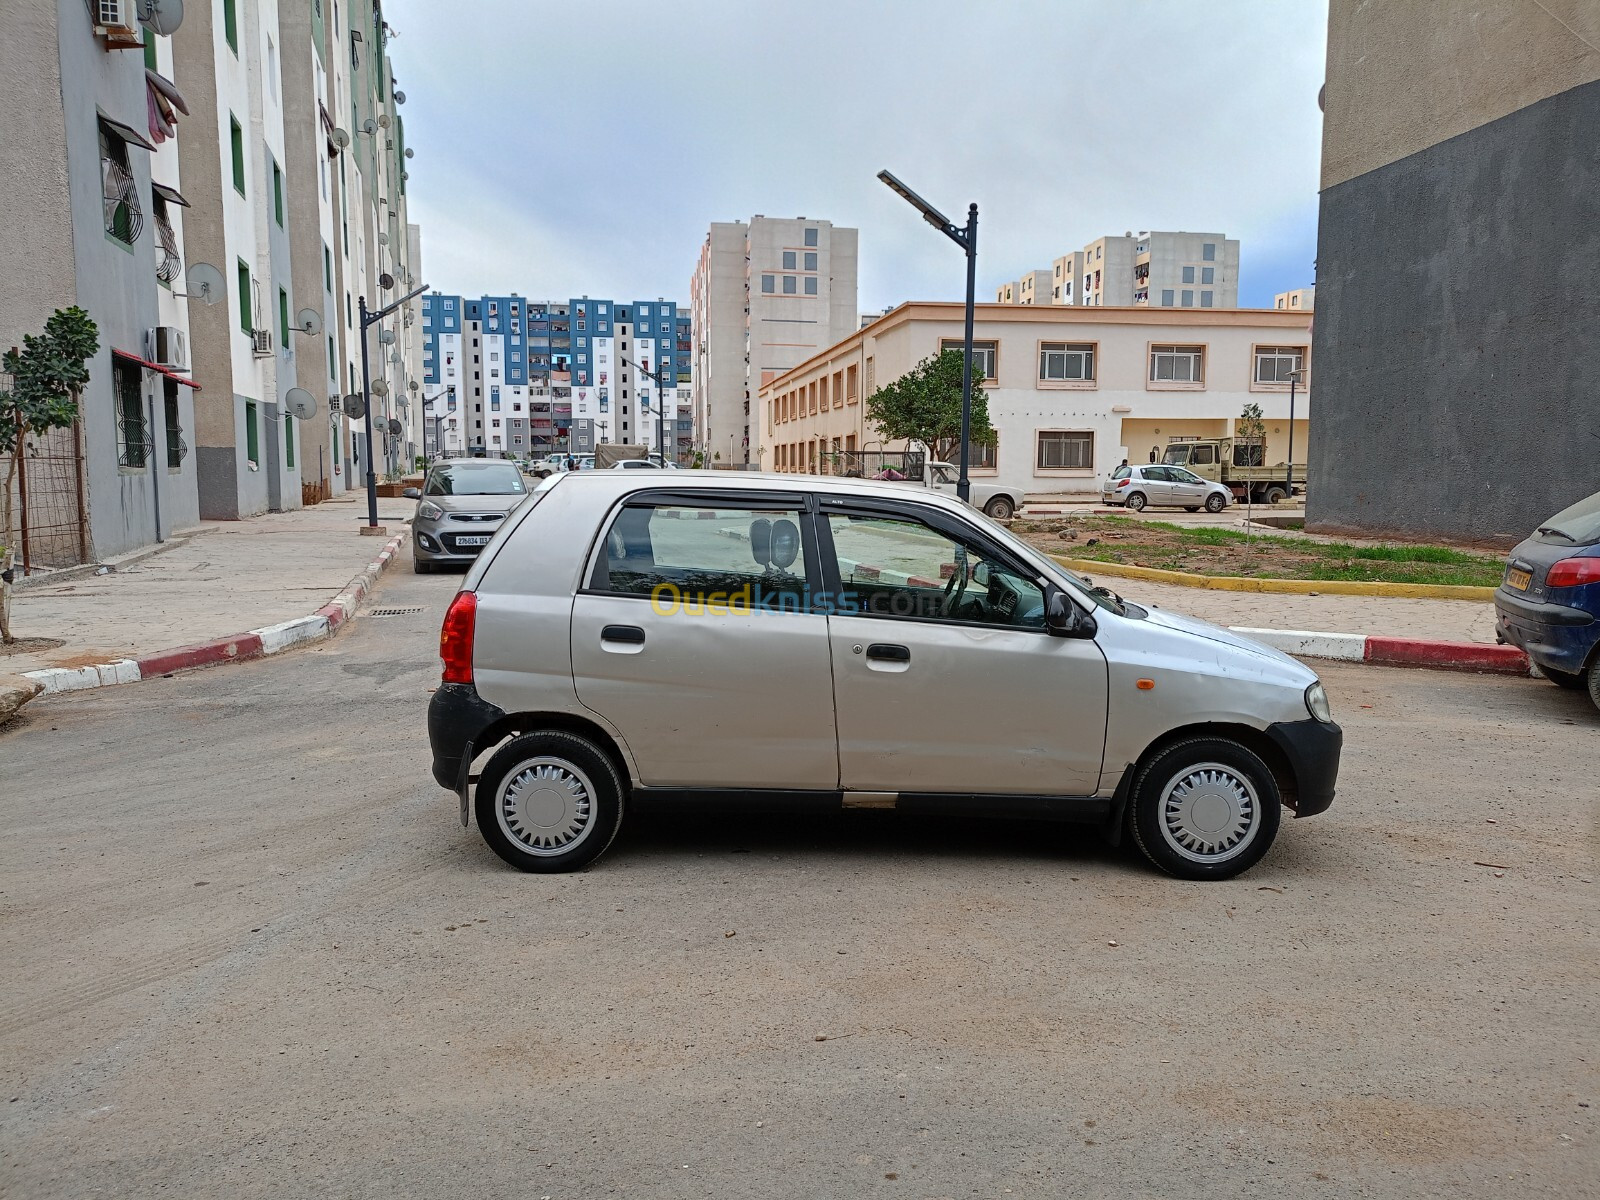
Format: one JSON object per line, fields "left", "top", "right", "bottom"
{"left": 386, "top": 0, "right": 1327, "bottom": 307}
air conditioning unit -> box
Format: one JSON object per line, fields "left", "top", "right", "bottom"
{"left": 94, "top": 0, "right": 142, "bottom": 45}
{"left": 252, "top": 329, "right": 275, "bottom": 357}
{"left": 146, "top": 326, "right": 188, "bottom": 371}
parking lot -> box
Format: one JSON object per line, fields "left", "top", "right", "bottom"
{"left": 2, "top": 551, "right": 1595, "bottom": 1198}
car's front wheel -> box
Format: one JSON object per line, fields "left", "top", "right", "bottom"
{"left": 1125, "top": 491, "right": 1148, "bottom": 512}
{"left": 474, "top": 731, "right": 627, "bottom": 872}
{"left": 984, "top": 495, "right": 1015, "bottom": 520}
{"left": 1204, "top": 493, "right": 1227, "bottom": 513}
{"left": 1128, "top": 737, "right": 1282, "bottom": 880}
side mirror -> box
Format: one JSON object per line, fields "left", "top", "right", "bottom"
{"left": 402, "top": 487, "right": 421, "bottom": 499}
{"left": 1045, "top": 591, "right": 1095, "bottom": 638}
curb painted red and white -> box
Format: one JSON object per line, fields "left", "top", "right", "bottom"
{"left": 22, "top": 530, "right": 409, "bottom": 696}
{"left": 1228, "top": 627, "right": 1532, "bottom": 675}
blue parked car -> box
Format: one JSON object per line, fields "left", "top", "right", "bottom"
{"left": 1495, "top": 489, "right": 1600, "bottom": 711}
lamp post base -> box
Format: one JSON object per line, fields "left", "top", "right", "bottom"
{"left": 359, "top": 525, "right": 390, "bottom": 537}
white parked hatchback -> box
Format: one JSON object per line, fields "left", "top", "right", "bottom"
{"left": 428, "top": 472, "right": 1341, "bottom": 880}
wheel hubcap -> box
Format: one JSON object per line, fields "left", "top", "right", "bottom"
{"left": 1158, "top": 762, "right": 1260, "bottom": 864}
{"left": 497, "top": 757, "right": 595, "bottom": 856}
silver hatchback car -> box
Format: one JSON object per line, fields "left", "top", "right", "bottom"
{"left": 1104, "top": 464, "right": 1231, "bottom": 512}
{"left": 405, "top": 459, "right": 529, "bottom": 573}
{"left": 427, "top": 472, "right": 1340, "bottom": 880}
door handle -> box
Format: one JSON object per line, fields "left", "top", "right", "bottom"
{"left": 601, "top": 624, "right": 645, "bottom": 645}
{"left": 866, "top": 643, "right": 909, "bottom": 663}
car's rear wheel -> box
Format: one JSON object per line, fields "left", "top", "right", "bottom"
{"left": 984, "top": 496, "right": 1015, "bottom": 521}
{"left": 1588, "top": 667, "right": 1600, "bottom": 714}
{"left": 1541, "top": 665, "right": 1586, "bottom": 690}
{"left": 1204, "top": 493, "right": 1227, "bottom": 513}
{"left": 1128, "top": 737, "right": 1282, "bottom": 881}
{"left": 1126, "top": 492, "right": 1148, "bottom": 512}
{"left": 474, "top": 731, "right": 626, "bottom": 872}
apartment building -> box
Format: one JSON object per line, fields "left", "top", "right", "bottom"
{"left": 1274, "top": 287, "right": 1315, "bottom": 312}
{"left": 1031, "top": 232, "right": 1240, "bottom": 308}
{"left": 690, "top": 216, "right": 858, "bottom": 468}
{"left": 996, "top": 270, "right": 1052, "bottom": 305}
{"left": 761, "top": 304, "right": 1312, "bottom": 499}
{"left": 1, "top": 0, "right": 201, "bottom": 565}
{"left": 422, "top": 295, "right": 692, "bottom": 461}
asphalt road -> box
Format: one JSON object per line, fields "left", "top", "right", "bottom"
{"left": 2, "top": 550, "right": 1596, "bottom": 1199}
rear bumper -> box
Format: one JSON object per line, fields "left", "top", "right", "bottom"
{"left": 1265, "top": 718, "right": 1343, "bottom": 818}
{"left": 427, "top": 682, "right": 506, "bottom": 793}
{"left": 1494, "top": 587, "right": 1598, "bottom": 674}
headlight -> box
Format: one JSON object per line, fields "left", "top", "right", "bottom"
{"left": 417, "top": 500, "right": 444, "bottom": 520}
{"left": 1305, "top": 681, "right": 1333, "bottom": 723}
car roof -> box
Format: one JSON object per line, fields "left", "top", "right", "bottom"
{"left": 542, "top": 468, "right": 977, "bottom": 514}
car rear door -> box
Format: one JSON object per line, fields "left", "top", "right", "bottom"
{"left": 1137, "top": 466, "right": 1174, "bottom": 506}
{"left": 818, "top": 497, "right": 1107, "bottom": 797}
{"left": 1168, "top": 467, "right": 1210, "bottom": 506}
{"left": 569, "top": 488, "right": 839, "bottom": 789}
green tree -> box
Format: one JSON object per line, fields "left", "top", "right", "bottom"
{"left": 864, "top": 348, "right": 995, "bottom": 464}
{"left": 1236, "top": 401, "right": 1266, "bottom": 537}
{"left": 1, "top": 306, "right": 98, "bottom": 643}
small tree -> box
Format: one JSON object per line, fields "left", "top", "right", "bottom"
{"left": 1, "top": 306, "right": 98, "bottom": 644}
{"left": 864, "top": 348, "right": 995, "bottom": 465}
{"left": 1236, "top": 401, "right": 1266, "bottom": 537}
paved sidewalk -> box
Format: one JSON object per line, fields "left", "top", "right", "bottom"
{"left": 1100, "top": 576, "right": 1497, "bottom": 643}
{"left": 1, "top": 498, "right": 414, "bottom": 675}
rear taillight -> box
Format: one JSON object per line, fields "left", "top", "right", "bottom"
{"left": 1116, "top": 478, "right": 1131, "bottom": 488}
{"left": 1544, "top": 557, "right": 1600, "bottom": 589}
{"left": 439, "top": 590, "right": 477, "bottom": 684}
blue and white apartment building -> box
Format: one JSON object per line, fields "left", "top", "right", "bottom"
{"left": 421, "top": 294, "right": 694, "bottom": 460}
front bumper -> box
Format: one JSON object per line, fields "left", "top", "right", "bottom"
{"left": 1494, "top": 587, "right": 1598, "bottom": 675}
{"left": 1265, "top": 717, "right": 1343, "bottom": 817}
{"left": 414, "top": 526, "right": 500, "bottom": 563}
{"left": 428, "top": 682, "right": 506, "bottom": 794}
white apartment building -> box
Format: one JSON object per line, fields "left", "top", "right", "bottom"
{"left": 1037, "top": 232, "right": 1240, "bottom": 309}
{"left": 691, "top": 216, "right": 858, "bottom": 467}
{"left": 1275, "top": 286, "right": 1315, "bottom": 312}
{"left": 760, "top": 303, "right": 1312, "bottom": 499}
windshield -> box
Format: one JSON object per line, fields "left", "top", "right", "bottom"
{"left": 973, "top": 508, "right": 1127, "bottom": 615}
{"left": 425, "top": 462, "right": 526, "bottom": 496}
{"left": 930, "top": 463, "right": 957, "bottom": 484}
{"left": 1535, "top": 490, "right": 1600, "bottom": 544}
{"left": 1110, "top": 466, "right": 1131, "bottom": 480}
{"left": 1163, "top": 446, "right": 1188, "bottom": 465}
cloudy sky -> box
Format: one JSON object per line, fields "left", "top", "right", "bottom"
{"left": 385, "top": 0, "right": 1329, "bottom": 311}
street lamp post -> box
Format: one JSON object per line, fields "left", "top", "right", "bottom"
{"left": 1286, "top": 368, "right": 1302, "bottom": 500}
{"left": 877, "top": 169, "right": 978, "bottom": 503}
{"left": 624, "top": 357, "right": 670, "bottom": 464}
{"left": 358, "top": 282, "right": 428, "bottom": 530}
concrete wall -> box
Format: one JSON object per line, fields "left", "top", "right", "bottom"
{"left": 1312, "top": 69, "right": 1600, "bottom": 544}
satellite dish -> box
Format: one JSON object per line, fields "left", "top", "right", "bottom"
{"left": 377, "top": 231, "right": 389, "bottom": 245}
{"left": 370, "top": 379, "right": 389, "bottom": 396}
{"left": 379, "top": 328, "right": 395, "bottom": 344}
{"left": 394, "top": 90, "right": 406, "bottom": 104}
{"left": 378, "top": 114, "right": 391, "bottom": 129}
{"left": 296, "top": 307, "right": 323, "bottom": 336}
{"left": 332, "top": 127, "right": 351, "bottom": 149}
{"left": 378, "top": 272, "right": 395, "bottom": 291}
{"left": 404, "top": 148, "right": 414, "bottom": 159}
{"left": 139, "top": 0, "right": 184, "bottom": 35}
{"left": 285, "top": 388, "right": 318, "bottom": 420}
{"left": 387, "top": 418, "right": 403, "bottom": 436}
{"left": 401, "top": 172, "right": 410, "bottom": 182}
{"left": 177, "top": 434, "right": 189, "bottom": 462}
{"left": 342, "top": 394, "right": 366, "bottom": 418}
{"left": 362, "top": 118, "right": 377, "bottom": 135}
{"left": 407, "top": 380, "right": 419, "bottom": 392}
{"left": 182, "top": 261, "right": 225, "bottom": 305}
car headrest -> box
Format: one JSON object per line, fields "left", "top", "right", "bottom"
{"left": 749, "top": 518, "right": 772, "bottom": 568}
{"left": 770, "top": 519, "right": 800, "bottom": 571}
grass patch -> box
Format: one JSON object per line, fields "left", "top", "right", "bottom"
{"left": 1014, "top": 517, "right": 1504, "bottom": 587}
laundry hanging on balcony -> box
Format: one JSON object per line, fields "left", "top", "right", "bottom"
{"left": 145, "top": 69, "right": 191, "bottom": 145}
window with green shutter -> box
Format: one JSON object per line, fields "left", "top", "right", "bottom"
{"left": 272, "top": 161, "right": 284, "bottom": 225}
{"left": 143, "top": 30, "right": 157, "bottom": 71}
{"left": 278, "top": 287, "right": 289, "bottom": 348}
{"left": 245, "top": 400, "right": 259, "bottom": 464}
{"left": 237, "top": 260, "right": 252, "bottom": 333}
{"left": 323, "top": 244, "right": 332, "bottom": 291}
{"left": 230, "top": 116, "right": 245, "bottom": 194}
{"left": 285, "top": 410, "right": 296, "bottom": 469}
{"left": 224, "top": 0, "right": 238, "bottom": 53}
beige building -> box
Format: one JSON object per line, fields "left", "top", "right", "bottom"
{"left": 1274, "top": 287, "right": 1315, "bottom": 312}
{"left": 760, "top": 304, "right": 1313, "bottom": 498}
{"left": 996, "top": 270, "right": 1051, "bottom": 305}
{"left": 1037, "top": 231, "right": 1240, "bottom": 308}
{"left": 689, "top": 216, "right": 858, "bottom": 467}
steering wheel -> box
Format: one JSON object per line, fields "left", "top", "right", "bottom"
{"left": 940, "top": 546, "right": 970, "bottom": 617}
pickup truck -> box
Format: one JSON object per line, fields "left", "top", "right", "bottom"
{"left": 1162, "top": 438, "right": 1306, "bottom": 505}
{"left": 873, "top": 449, "right": 1022, "bottom": 520}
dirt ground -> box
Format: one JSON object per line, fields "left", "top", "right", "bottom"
{"left": 1, "top": 551, "right": 1595, "bottom": 1198}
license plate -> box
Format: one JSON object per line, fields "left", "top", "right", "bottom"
{"left": 1506, "top": 568, "right": 1532, "bottom": 591}
{"left": 454, "top": 535, "right": 491, "bottom": 547}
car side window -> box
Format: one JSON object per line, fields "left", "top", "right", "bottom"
{"left": 1111, "top": 466, "right": 1131, "bottom": 481}
{"left": 592, "top": 502, "right": 811, "bottom": 610}
{"left": 826, "top": 512, "right": 1045, "bottom": 629}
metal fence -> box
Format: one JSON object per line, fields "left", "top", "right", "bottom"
{"left": 3, "top": 419, "right": 92, "bottom": 574}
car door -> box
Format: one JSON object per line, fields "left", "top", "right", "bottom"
{"left": 570, "top": 489, "right": 838, "bottom": 789}
{"left": 1136, "top": 466, "right": 1174, "bottom": 506}
{"left": 1167, "top": 467, "right": 1210, "bottom": 506}
{"left": 819, "top": 498, "right": 1108, "bottom": 797}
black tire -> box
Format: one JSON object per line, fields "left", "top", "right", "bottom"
{"left": 1541, "top": 665, "right": 1586, "bottom": 690}
{"left": 474, "top": 730, "right": 627, "bottom": 873}
{"left": 984, "top": 495, "right": 1016, "bottom": 521}
{"left": 1588, "top": 667, "right": 1600, "bottom": 714}
{"left": 413, "top": 559, "right": 432, "bottom": 574}
{"left": 1204, "top": 493, "right": 1227, "bottom": 513}
{"left": 1127, "top": 736, "right": 1283, "bottom": 881}
{"left": 1125, "top": 492, "right": 1148, "bottom": 512}
{"left": 1264, "top": 486, "right": 1288, "bottom": 504}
